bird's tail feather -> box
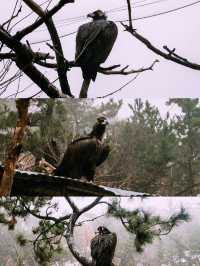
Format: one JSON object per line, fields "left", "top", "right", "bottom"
{"left": 81, "top": 65, "right": 98, "bottom": 81}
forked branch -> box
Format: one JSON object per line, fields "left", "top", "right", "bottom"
{"left": 123, "top": 0, "right": 200, "bottom": 71}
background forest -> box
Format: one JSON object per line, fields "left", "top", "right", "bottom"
{"left": 0, "top": 98, "right": 200, "bottom": 195}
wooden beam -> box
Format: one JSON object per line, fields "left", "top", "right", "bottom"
{"left": 0, "top": 164, "right": 149, "bottom": 196}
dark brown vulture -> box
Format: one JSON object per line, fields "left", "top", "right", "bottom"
{"left": 75, "top": 10, "right": 118, "bottom": 98}
{"left": 54, "top": 117, "right": 110, "bottom": 182}
{"left": 91, "top": 226, "right": 117, "bottom": 266}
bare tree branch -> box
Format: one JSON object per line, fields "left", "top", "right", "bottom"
{"left": 76, "top": 214, "right": 105, "bottom": 227}
{"left": 2, "top": 4, "right": 22, "bottom": 29}
{"left": 126, "top": 0, "right": 133, "bottom": 30}
{"left": 0, "top": 26, "right": 60, "bottom": 97}
{"left": 14, "top": 0, "right": 75, "bottom": 41}
{"left": 98, "top": 59, "right": 159, "bottom": 75}
{"left": 22, "top": 200, "right": 71, "bottom": 223}
{"left": 97, "top": 73, "right": 140, "bottom": 99}
{"left": 0, "top": 53, "right": 16, "bottom": 60}
{"left": 80, "top": 196, "right": 103, "bottom": 215}
{"left": 23, "top": 0, "right": 73, "bottom": 97}
{"left": 65, "top": 197, "right": 79, "bottom": 213}
{"left": 0, "top": 51, "right": 54, "bottom": 61}
{"left": 121, "top": 22, "right": 200, "bottom": 71}
{"left": 34, "top": 59, "right": 158, "bottom": 77}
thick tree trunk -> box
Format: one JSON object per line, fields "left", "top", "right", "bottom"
{"left": 0, "top": 99, "right": 30, "bottom": 196}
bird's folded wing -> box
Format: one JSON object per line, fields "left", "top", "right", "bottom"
{"left": 75, "top": 23, "right": 102, "bottom": 62}
{"left": 90, "top": 235, "right": 99, "bottom": 258}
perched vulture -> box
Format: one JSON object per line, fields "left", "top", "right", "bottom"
{"left": 54, "top": 117, "right": 110, "bottom": 182}
{"left": 75, "top": 10, "right": 118, "bottom": 97}
{"left": 91, "top": 226, "right": 117, "bottom": 266}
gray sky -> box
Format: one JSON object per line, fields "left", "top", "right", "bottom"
{"left": 17, "top": 196, "right": 200, "bottom": 229}
{"left": 1, "top": 0, "right": 200, "bottom": 98}
{"left": 56, "top": 196, "right": 200, "bottom": 218}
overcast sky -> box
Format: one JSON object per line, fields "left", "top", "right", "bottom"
{"left": 57, "top": 196, "right": 200, "bottom": 218}
{"left": 15, "top": 196, "right": 200, "bottom": 228}
{"left": 18, "top": 197, "right": 200, "bottom": 234}
{"left": 1, "top": 0, "right": 200, "bottom": 98}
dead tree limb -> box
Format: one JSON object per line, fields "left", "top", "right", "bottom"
{"left": 23, "top": 0, "right": 73, "bottom": 97}
{"left": 2, "top": 4, "right": 22, "bottom": 29}
{"left": 14, "top": 0, "right": 75, "bottom": 41}
{"left": 126, "top": 0, "right": 133, "bottom": 30}
{"left": 123, "top": 26, "right": 200, "bottom": 70}
{"left": 122, "top": 0, "right": 200, "bottom": 71}
{"left": 0, "top": 99, "right": 30, "bottom": 196}
{"left": 0, "top": 51, "right": 54, "bottom": 60}
{"left": 0, "top": 53, "right": 16, "bottom": 59}
{"left": 34, "top": 59, "right": 159, "bottom": 76}
{"left": 0, "top": 26, "right": 60, "bottom": 97}
{"left": 98, "top": 59, "right": 159, "bottom": 75}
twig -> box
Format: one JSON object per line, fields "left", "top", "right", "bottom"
{"left": 121, "top": 22, "right": 200, "bottom": 71}
{"left": 2, "top": 5, "right": 22, "bottom": 29}
{"left": 15, "top": 0, "right": 75, "bottom": 40}
{"left": 163, "top": 46, "right": 188, "bottom": 62}
{"left": 98, "top": 64, "right": 121, "bottom": 71}
{"left": 15, "top": 70, "right": 22, "bottom": 98}
{"left": 76, "top": 214, "right": 106, "bottom": 227}
{"left": 97, "top": 73, "right": 140, "bottom": 98}
{"left": 98, "top": 60, "right": 159, "bottom": 75}
{"left": 46, "top": 42, "right": 68, "bottom": 65}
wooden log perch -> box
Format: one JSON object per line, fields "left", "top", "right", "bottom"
{"left": 0, "top": 164, "right": 149, "bottom": 196}
{"left": 0, "top": 99, "right": 30, "bottom": 196}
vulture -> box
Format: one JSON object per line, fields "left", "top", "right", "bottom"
{"left": 75, "top": 10, "right": 118, "bottom": 98}
{"left": 54, "top": 116, "right": 110, "bottom": 182}
{"left": 91, "top": 226, "right": 117, "bottom": 266}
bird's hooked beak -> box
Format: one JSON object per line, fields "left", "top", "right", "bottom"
{"left": 103, "top": 119, "right": 109, "bottom": 126}
{"left": 87, "top": 12, "right": 95, "bottom": 19}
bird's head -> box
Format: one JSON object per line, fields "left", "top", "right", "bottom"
{"left": 89, "top": 116, "right": 108, "bottom": 140}
{"left": 96, "top": 226, "right": 111, "bottom": 235}
{"left": 97, "top": 116, "right": 109, "bottom": 126}
{"left": 87, "top": 10, "right": 107, "bottom": 20}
